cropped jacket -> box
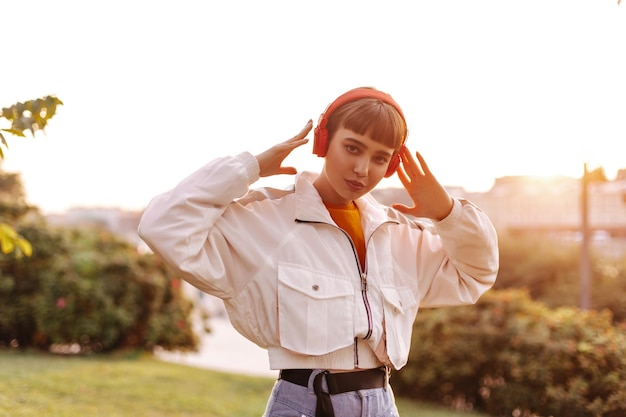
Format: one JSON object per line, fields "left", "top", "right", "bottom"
{"left": 138, "top": 152, "right": 499, "bottom": 371}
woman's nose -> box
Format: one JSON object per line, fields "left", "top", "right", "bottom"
{"left": 353, "top": 158, "right": 369, "bottom": 177}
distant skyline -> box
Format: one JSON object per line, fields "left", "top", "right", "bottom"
{"left": 3, "top": 1, "right": 625, "bottom": 213}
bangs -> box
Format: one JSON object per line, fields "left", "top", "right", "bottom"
{"left": 327, "top": 98, "right": 407, "bottom": 150}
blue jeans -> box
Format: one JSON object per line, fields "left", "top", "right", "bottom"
{"left": 262, "top": 369, "right": 400, "bottom": 417}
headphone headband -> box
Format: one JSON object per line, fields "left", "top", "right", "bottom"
{"left": 313, "top": 87, "right": 407, "bottom": 178}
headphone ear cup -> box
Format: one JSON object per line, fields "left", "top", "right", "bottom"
{"left": 384, "top": 154, "right": 401, "bottom": 178}
{"left": 313, "top": 126, "right": 328, "bottom": 157}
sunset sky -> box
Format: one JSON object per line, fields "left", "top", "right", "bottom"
{"left": 3, "top": 0, "right": 625, "bottom": 213}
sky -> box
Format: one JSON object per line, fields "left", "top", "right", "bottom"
{"left": 2, "top": 0, "right": 625, "bottom": 213}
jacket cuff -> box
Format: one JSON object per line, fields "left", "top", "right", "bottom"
{"left": 235, "top": 152, "right": 260, "bottom": 185}
{"left": 433, "top": 198, "right": 462, "bottom": 232}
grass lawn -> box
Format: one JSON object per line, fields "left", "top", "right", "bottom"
{"left": 0, "top": 349, "right": 486, "bottom": 417}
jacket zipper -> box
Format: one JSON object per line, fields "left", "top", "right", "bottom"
{"left": 335, "top": 228, "right": 374, "bottom": 339}
{"left": 360, "top": 271, "right": 373, "bottom": 340}
{"left": 336, "top": 228, "right": 373, "bottom": 368}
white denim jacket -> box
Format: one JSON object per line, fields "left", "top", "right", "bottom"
{"left": 138, "top": 152, "right": 499, "bottom": 371}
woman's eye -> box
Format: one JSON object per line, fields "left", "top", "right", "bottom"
{"left": 346, "top": 145, "right": 359, "bottom": 153}
{"left": 375, "top": 156, "right": 389, "bottom": 164}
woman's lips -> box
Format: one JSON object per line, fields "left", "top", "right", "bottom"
{"left": 345, "top": 179, "right": 365, "bottom": 192}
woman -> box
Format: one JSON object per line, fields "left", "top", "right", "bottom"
{"left": 138, "top": 87, "right": 499, "bottom": 417}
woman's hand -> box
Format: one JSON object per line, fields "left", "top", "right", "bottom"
{"left": 392, "top": 147, "right": 454, "bottom": 221}
{"left": 255, "top": 120, "right": 312, "bottom": 177}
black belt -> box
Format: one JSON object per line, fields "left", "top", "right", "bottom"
{"left": 279, "top": 367, "right": 386, "bottom": 394}
{"left": 279, "top": 368, "right": 387, "bottom": 417}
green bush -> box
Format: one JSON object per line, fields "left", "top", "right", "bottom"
{"left": 393, "top": 289, "right": 626, "bottom": 417}
{"left": 0, "top": 224, "right": 197, "bottom": 353}
{"left": 0, "top": 220, "right": 61, "bottom": 347}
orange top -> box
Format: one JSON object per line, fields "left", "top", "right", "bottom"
{"left": 324, "top": 201, "right": 366, "bottom": 270}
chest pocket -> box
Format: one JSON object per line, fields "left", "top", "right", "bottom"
{"left": 277, "top": 263, "right": 356, "bottom": 355}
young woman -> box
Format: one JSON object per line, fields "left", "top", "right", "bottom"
{"left": 138, "top": 87, "right": 499, "bottom": 417}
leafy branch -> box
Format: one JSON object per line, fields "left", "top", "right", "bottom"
{"left": 0, "top": 95, "right": 63, "bottom": 257}
{"left": 0, "top": 95, "right": 63, "bottom": 158}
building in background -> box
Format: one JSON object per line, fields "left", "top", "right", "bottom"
{"left": 46, "top": 207, "right": 144, "bottom": 249}
{"left": 372, "top": 170, "right": 626, "bottom": 240}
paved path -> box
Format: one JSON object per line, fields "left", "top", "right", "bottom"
{"left": 155, "top": 316, "right": 278, "bottom": 378}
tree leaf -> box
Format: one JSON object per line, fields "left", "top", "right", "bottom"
{"left": 0, "top": 233, "right": 15, "bottom": 254}
{"left": 0, "top": 132, "right": 5, "bottom": 160}
{"left": 0, "top": 223, "right": 32, "bottom": 256}
{"left": 14, "top": 237, "right": 33, "bottom": 257}
{"left": 1, "top": 128, "right": 26, "bottom": 137}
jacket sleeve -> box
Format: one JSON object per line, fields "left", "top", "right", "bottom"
{"left": 137, "top": 152, "right": 261, "bottom": 299}
{"left": 416, "top": 198, "right": 499, "bottom": 307}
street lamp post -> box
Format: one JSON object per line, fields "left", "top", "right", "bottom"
{"left": 580, "top": 162, "right": 591, "bottom": 310}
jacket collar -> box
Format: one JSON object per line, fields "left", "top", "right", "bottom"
{"left": 294, "top": 172, "right": 391, "bottom": 231}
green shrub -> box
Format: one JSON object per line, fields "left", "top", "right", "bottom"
{"left": 0, "top": 225, "right": 197, "bottom": 353}
{"left": 393, "top": 289, "right": 626, "bottom": 417}
{"left": 0, "top": 222, "right": 62, "bottom": 347}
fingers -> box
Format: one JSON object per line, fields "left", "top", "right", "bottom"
{"left": 279, "top": 120, "right": 312, "bottom": 152}
{"left": 399, "top": 147, "right": 431, "bottom": 178}
{"left": 399, "top": 147, "right": 420, "bottom": 178}
{"left": 256, "top": 120, "right": 313, "bottom": 178}
{"left": 395, "top": 162, "right": 412, "bottom": 188}
{"left": 276, "top": 166, "right": 298, "bottom": 175}
{"left": 274, "top": 120, "right": 313, "bottom": 170}
{"left": 413, "top": 151, "right": 431, "bottom": 175}
{"left": 391, "top": 203, "right": 414, "bottom": 214}
{"left": 290, "top": 119, "right": 313, "bottom": 142}
{"left": 282, "top": 137, "right": 309, "bottom": 152}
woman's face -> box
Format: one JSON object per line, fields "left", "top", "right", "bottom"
{"left": 313, "top": 127, "right": 396, "bottom": 205}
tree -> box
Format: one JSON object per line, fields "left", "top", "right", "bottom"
{"left": 0, "top": 95, "right": 63, "bottom": 256}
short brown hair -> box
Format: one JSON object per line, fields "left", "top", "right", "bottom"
{"left": 326, "top": 97, "right": 407, "bottom": 151}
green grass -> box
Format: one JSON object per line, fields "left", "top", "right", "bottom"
{"left": 0, "top": 350, "right": 486, "bottom": 417}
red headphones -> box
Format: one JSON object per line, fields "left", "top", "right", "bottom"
{"left": 313, "top": 87, "right": 407, "bottom": 178}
